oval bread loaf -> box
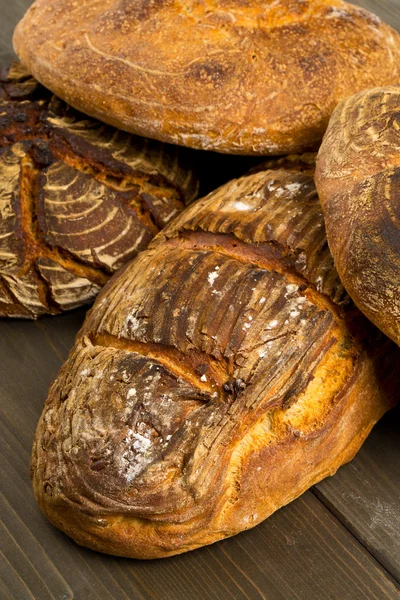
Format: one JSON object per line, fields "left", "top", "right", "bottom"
{"left": 13, "top": 0, "right": 400, "bottom": 155}
{"left": 0, "top": 63, "right": 198, "bottom": 318}
{"left": 31, "top": 162, "right": 399, "bottom": 558}
{"left": 315, "top": 87, "right": 400, "bottom": 346}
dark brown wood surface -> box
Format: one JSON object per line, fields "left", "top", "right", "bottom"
{"left": 0, "top": 1, "right": 399, "bottom": 599}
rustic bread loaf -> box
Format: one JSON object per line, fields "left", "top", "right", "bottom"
{"left": 315, "top": 88, "right": 400, "bottom": 347}
{"left": 13, "top": 0, "right": 400, "bottom": 156}
{"left": 31, "top": 162, "right": 399, "bottom": 559}
{"left": 0, "top": 63, "right": 198, "bottom": 318}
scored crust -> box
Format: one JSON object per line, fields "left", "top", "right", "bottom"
{"left": 13, "top": 0, "right": 400, "bottom": 155}
{"left": 0, "top": 63, "right": 198, "bottom": 318}
{"left": 31, "top": 164, "right": 399, "bottom": 558}
{"left": 315, "top": 87, "right": 400, "bottom": 346}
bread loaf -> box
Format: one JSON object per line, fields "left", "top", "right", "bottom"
{"left": 31, "top": 163, "right": 399, "bottom": 558}
{"left": 0, "top": 63, "right": 198, "bottom": 318}
{"left": 13, "top": 0, "right": 400, "bottom": 155}
{"left": 315, "top": 87, "right": 400, "bottom": 346}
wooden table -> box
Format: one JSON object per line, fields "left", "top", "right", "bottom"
{"left": 1, "top": 1, "right": 399, "bottom": 599}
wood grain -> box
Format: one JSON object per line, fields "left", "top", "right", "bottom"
{"left": 0, "top": 1, "right": 400, "bottom": 598}
{"left": 0, "top": 312, "right": 398, "bottom": 599}
{"left": 314, "top": 406, "right": 400, "bottom": 581}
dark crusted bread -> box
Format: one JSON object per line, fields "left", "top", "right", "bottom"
{"left": 13, "top": 0, "right": 400, "bottom": 155}
{"left": 31, "top": 162, "right": 399, "bottom": 558}
{"left": 0, "top": 63, "right": 198, "bottom": 318}
{"left": 315, "top": 87, "right": 400, "bottom": 346}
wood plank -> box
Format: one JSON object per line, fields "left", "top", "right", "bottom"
{"left": 0, "top": 312, "right": 85, "bottom": 450}
{"left": 0, "top": 0, "right": 30, "bottom": 57}
{"left": 0, "top": 316, "right": 399, "bottom": 599}
{"left": 120, "top": 493, "right": 400, "bottom": 600}
{"left": 314, "top": 405, "right": 400, "bottom": 582}
{"left": 1, "top": 398, "right": 124, "bottom": 600}
{"left": 0, "top": 515, "right": 70, "bottom": 600}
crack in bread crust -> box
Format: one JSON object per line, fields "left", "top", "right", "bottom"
{"left": 90, "top": 332, "right": 228, "bottom": 393}
{"left": 160, "top": 231, "right": 347, "bottom": 318}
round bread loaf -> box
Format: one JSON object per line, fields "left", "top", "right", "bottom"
{"left": 31, "top": 162, "right": 399, "bottom": 559}
{"left": 13, "top": 0, "right": 400, "bottom": 155}
{"left": 0, "top": 63, "right": 198, "bottom": 318}
{"left": 315, "top": 87, "right": 400, "bottom": 346}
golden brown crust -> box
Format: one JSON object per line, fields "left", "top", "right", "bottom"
{"left": 33, "top": 341, "right": 392, "bottom": 559}
{"left": 0, "top": 64, "right": 198, "bottom": 318}
{"left": 315, "top": 87, "right": 400, "bottom": 346}
{"left": 13, "top": 0, "right": 400, "bottom": 155}
{"left": 31, "top": 166, "right": 399, "bottom": 558}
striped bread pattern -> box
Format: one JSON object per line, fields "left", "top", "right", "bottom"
{"left": 31, "top": 164, "right": 399, "bottom": 558}
{"left": 0, "top": 63, "right": 198, "bottom": 318}
{"left": 315, "top": 87, "right": 400, "bottom": 346}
